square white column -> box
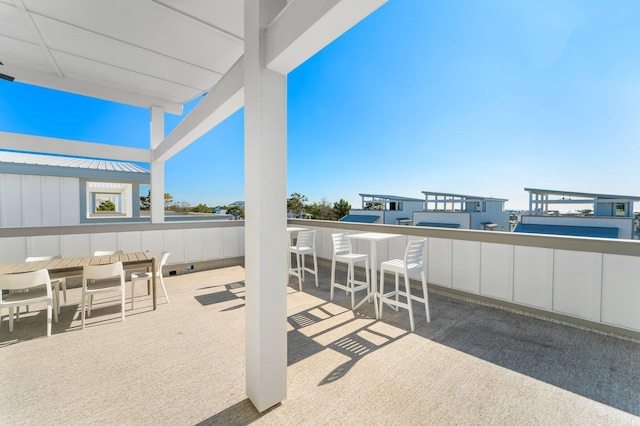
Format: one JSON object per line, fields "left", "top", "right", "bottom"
{"left": 244, "top": 0, "right": 288, "bottom": 413}
{"left": 150, "top": 106, "right": 165, "bottom": 223}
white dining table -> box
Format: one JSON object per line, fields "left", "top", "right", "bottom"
{"left": 347, "top": 232, "right": 401, "bottom": 318}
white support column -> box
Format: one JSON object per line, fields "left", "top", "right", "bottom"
{"left": 244, "top": 0, "right": 288, "bottom": 413}
{"left": 150, "top": 106, "right": 165, "bottom": 223}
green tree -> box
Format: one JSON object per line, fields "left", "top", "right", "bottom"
{"left": 225, "top": 205, "right": 245, "bottom": 219}
{"left": 287, "top": 192, "right": 308, "bottom": 216}
{"left": 140, "top": 191, "right": 150, "bottom": 210}
{"left": 191, "top": 204, "right": 213, "bottom": 213}
{"left": 164, "top": 193, "right": 174, "bottom": 208}
{"left": 305, "top": 198, "right": 336, "bottom": 220}
{"left": 140, "top": 191, "right": 176, "bottom": 210}
{"left": 96, "top": 200, "right": 115, "bottom": 211}
{"left": 333, "top": 198, "right": 351, "bottom": 219}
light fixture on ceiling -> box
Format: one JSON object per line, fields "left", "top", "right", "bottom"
{"left": 0, "top": 61, "right": 15, "bottom": 82}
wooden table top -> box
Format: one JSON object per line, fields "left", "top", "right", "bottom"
{"left": 0, "top": 251, "right": 154, "bottom": 277}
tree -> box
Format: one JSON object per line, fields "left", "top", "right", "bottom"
{"left": 225, "top": 205, "right": 245, "bottom": 219}
{"left": 306, "top": 198, "right": 336, "bottom": 220}
{"left": 164, "top": 193, "right": 174, "bottom": 208}
{"left": 581, "top": 209, "right": 593, "bottom": 216}
{"left": 140, "top": 191, "right": 176, "bottom": 210}
{"left": 333, "top": 198, "right": 351, "bottom": 219}
{"left": 287, "top": 192, "right": 308, "bottom": 216}
{"left": 191, "top": 204, "right": 213, "bottom": 213}
{"left": 140, "top": 191, "right": 150, "bottom": 210}
{"left": 96, "top": 200, "right": 115, "bottom": 211}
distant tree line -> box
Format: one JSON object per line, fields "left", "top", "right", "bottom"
{"left": 139, "top": 191, "right": 350, "bottom": 221}
{"left": 287, "top": 192, "right": 351, "bottom": 221}
{"left": 139, "top": 191, "right": 245, "bottom": 218}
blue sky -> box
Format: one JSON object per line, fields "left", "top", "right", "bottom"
{"left": 1, "top": 0, "right": 640, "bottom": 210}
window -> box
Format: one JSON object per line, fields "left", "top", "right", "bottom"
{"left": 86, "top": 182, "right": 133, "bottom": 219}
{"left": 615, "top": 203, "right": 626, "bottom": 217}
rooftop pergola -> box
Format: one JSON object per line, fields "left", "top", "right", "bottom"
{"left": 0, "top": 0, "right": 387, "bottom": 411}
{"left": 525, "top": 187, "right": 640, "bottom": 217}
{"left": 422, "top": 190, "right": 508, "bottom": 212}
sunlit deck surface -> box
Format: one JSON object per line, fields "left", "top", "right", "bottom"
{"left": 2, "top": 264, "right": 639, "bottom": 424}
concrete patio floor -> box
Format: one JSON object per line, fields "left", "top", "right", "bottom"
{"left": 1, "top": 264, "right": 639, "bottom": 425}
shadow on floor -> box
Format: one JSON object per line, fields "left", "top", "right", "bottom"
{"left": 195, "top": 398, "right": 279, "bottom": 426}
{"left": 294, "top": 269, "right": 640, "bottom": 417}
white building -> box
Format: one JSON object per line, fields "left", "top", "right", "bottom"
{"left": 0, "top": 150, "right": 149, "bottom": 227}
{"left": 413, "top": 191, "right": 509, "bottom": 231}
{"left": 340, "top": 193, "right": 424, "bottom": 225}
{"left": 516, "top": 188, "right": 640, "bottom": 239}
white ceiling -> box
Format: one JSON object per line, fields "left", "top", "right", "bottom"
{"left": 0, "top": 0, "right": 245, "bottom": 114}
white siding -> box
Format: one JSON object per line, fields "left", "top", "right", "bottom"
{"left": 0, "top": 173, "right": 81, "bottom": 227}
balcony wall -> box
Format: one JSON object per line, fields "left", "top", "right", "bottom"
{"left": 289, "top": 219, "right": 640, "bottom": 338}
{"left": 2, "top": 218, "right": 639, "bottom": 338}
{"left": 0, "top": 221, "right": 245, "bottom": 270}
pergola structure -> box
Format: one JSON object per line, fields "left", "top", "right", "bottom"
{"left": 0, "top": 0, "right": 387, "bottom": 411}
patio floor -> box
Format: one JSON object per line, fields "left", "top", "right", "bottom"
{"left": 1, "top": 264, "right": 639, "bottom": 425}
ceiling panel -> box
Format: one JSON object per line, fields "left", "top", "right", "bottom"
{"left": 0, "top": 2, "right": 36, "bottom": 43}
{"left": 0, "top": 35, "right": 50, "bottom": 69}
{"left": 54, "top": 51, "right": 203, "bottom": 103}
{"left": 23, "top": 0, "right": 243, "bottom": 73}
{"left": 154, "top": 0, "right": 244, "bottom": 39}
{"left": 32, "top": 15, "right": 220, "bottom": 91}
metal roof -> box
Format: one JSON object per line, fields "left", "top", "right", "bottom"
{"left": 415, "top": 222, "right": 461, "bottom": 229}
{"left": 513, "top": 223, "right": 619, "bottom": 239}
{"left": 422, "top": 191, "right": 508, "bottom": 203}
{"left": 359, "top": 193, "right": 424, "bottom": 202}
{"left": 0, "top": 150, "right": 148, "bottom": 173}
{"left": 339, "top": 214, "right": 380, "bottom": 224}
{"left": 524, "top": 188, "right": 640, "bottom": 201}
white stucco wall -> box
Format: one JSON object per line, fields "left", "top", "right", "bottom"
{"left": 0, "top": 173, "right": 80, "bottom": 227}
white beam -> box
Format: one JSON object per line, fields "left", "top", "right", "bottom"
{"left": 266, "top": 0, "right": 387, "bottom": 74}
{"left": 150, "top": 106, "right": 165, "bottom": 224}
{"left": 0, "top": 131, "right": 150, "bottom": 163}
{"left": 244, "top": 0, "right": 288, "bottom": 413}
{"left": 4, "top": 63, "right": 183, "bottom": 115}
{"left": 153, "top": 57, "right": 244, "bottom": 163}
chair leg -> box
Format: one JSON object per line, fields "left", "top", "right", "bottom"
{"left": 378, "top": 267, "right": 385, "bottom": 320}
{"left": 8, "top": 307, "right": 14, "bottom": 332}
{"left": 330, "top": 259, "right": 336, "bottom": 301}
{"left": 61, "top": 278, "right": 68, "bottom": 304}
{"left": 296, "top": 253, "right": 303, "bottom": 291}
{"left": 348, "top": 262, "right": 355, "bottom": 308}
{"left": 312, "top": 252, "right": 318, "bottom": 288}
{"left": 393, "top": 272, "right": 400, "bottom": 311}
{"left": 421, "top": 271, "right": 430, "bottom": 323}
{"left": 81, "top": 291, "right": 86, "bottom": 329}
{"left": 404, "top": 273, "right": 414, "bottom": 332}
{"left": 47, "top": 301, "right": 52, "bottom": 337}
{"left": 121, "top": 288, "right": 125, "bottom": 323}
{"left": 131, "top": 280, "right": 136, "bottom": 309}
{"left": 159, "top": 276, "right": 169, "bottom": 303}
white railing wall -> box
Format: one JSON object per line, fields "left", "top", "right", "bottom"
{"left": 289, "top": 219, "right": 640, "bottom": 337}
{"left": 0, "top": 221, "right": 245, "bottom": 267}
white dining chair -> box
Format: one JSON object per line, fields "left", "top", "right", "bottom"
{"left": 26, "top": 255, "right": 66, "bottom": 315}
{"left": 288, "top": 229, "right": 318, "bottom": 291}
{"left": 81, "top": 261, "right": 125, "bottom": 329}
{"left": 330, "top": 233, "right": 370, "bottom": 308}
{"left": 130, "top": 251, "right": 170, "bottom": 308}
{"left": 379, "top": 238, "right": 430, "bottom": 332}
{"left": 0, "top": 269, "right": 57, "bottom": 336}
